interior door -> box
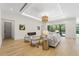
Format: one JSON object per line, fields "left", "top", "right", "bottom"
{"left": 4, "top": 22, "right": 12, "bottom": 39}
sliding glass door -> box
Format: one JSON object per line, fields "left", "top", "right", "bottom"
{"left": 47, "top": 24, "right": 65, "bottom": 37}
{"left": 76, "top": 24, "right": 79, "bottom": 38}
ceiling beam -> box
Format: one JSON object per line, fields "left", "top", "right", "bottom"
{"left": 57, "top": 3, "right": 65, "bottom": 17}
{"left": 19, "top": 3, "right": 27, "bottom": 12}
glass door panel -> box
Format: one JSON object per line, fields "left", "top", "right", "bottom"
{"left": 48, "top": 24, "right": 65, "bottom": 37}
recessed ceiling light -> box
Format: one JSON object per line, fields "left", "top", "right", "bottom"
{"left": 22, "top": 13, "right": 41, "bottom": 21}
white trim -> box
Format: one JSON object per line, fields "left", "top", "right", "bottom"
{"left": 1, "top": 19, "right": 15, "bottom": 40}
{"left": 22, "top": 12, "right": 41, "bottom": 21}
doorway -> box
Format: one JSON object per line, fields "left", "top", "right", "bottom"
{"left": 2, "top": 19, "right": 15, "bottom": 47}
{"left": 2, "top": 19, "right": 15, "bottom": 40}
{"left": 4, "top": 22, "right": 12, "bottom": 39}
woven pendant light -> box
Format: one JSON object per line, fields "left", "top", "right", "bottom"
{"left": 42, "top": 16, "right": 48, "bottom": 23}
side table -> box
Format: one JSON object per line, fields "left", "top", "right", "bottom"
{"left": 42, "top": 39, "right": 49, "bottom": 50}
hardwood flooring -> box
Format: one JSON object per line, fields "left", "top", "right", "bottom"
{"left": 0, "top": 38, "right": 79, "bottom": 56}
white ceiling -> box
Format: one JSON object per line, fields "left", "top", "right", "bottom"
{"left": 23, "top": 3, "right": 65, "bottom": 21}
{"left": 1, "top": 3, "right": 79, "bottom": 21}
{"left": 22, "top": 3, "right": 79, "bottom": 21}
{"left": 0, "top": 3, "right": 24, "bottom": 13}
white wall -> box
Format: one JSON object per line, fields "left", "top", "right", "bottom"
{"left": 0, "top": 9, "right": 2, "bottom": 47}
{"left": 65, "top": 18, "right": 76, "bottom": 39}
{"left": 14, "top": 17, "right": 41, "bottom": 40}
{"left": 2, "top": 11, "right": 41, "bottom": 40}
{"left": 48, "top": 17, "right": 76, "bottom": 39}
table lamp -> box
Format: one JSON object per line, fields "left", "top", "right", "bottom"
{"left": 43, "top": 30, "right": 48, "bottom": 38}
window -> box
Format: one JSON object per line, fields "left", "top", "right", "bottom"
{"left": 48, "top": 24, "right": 65, "bottom": 37}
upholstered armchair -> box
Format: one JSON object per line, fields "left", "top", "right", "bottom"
{"left": 24, "top": 32, "right": 37, "bottom": 42}
{"left": 30, "top": 36, "right": 40, "bottom": 47}
{"left": 24, "top": 32, "right": 41, "bottom": 47}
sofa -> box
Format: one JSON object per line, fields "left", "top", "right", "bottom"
{"left": 47, "top": 32, "right": 61, "bottom": 47}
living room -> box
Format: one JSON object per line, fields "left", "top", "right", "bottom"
{"left": 0, "top": 3, "right": 78, "bottom": 56}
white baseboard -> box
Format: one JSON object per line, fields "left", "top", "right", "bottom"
{"left": 66, "top": 37, "right": 76, "bottom": 40}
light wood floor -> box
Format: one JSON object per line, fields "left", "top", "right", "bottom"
{"left": 0, "top": 38, "right": 79, "bottom": 56}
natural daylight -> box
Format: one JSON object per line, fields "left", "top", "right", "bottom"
{"left": 0, "top": 3, "right": 79, "bottom": 56}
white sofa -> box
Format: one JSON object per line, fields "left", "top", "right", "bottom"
{"left": 47, "top": 32, "right": 61, "bottom": 47}
{"left": 24, "top": 34, "right": 40, "bottom": 42}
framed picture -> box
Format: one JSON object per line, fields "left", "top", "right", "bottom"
{"left": 19, "top": 24, "right": 25, "bottom": 30}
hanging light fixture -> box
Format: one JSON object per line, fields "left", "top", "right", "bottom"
{"left": 42, "top": 16, "right": 48, "bottom": 23}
